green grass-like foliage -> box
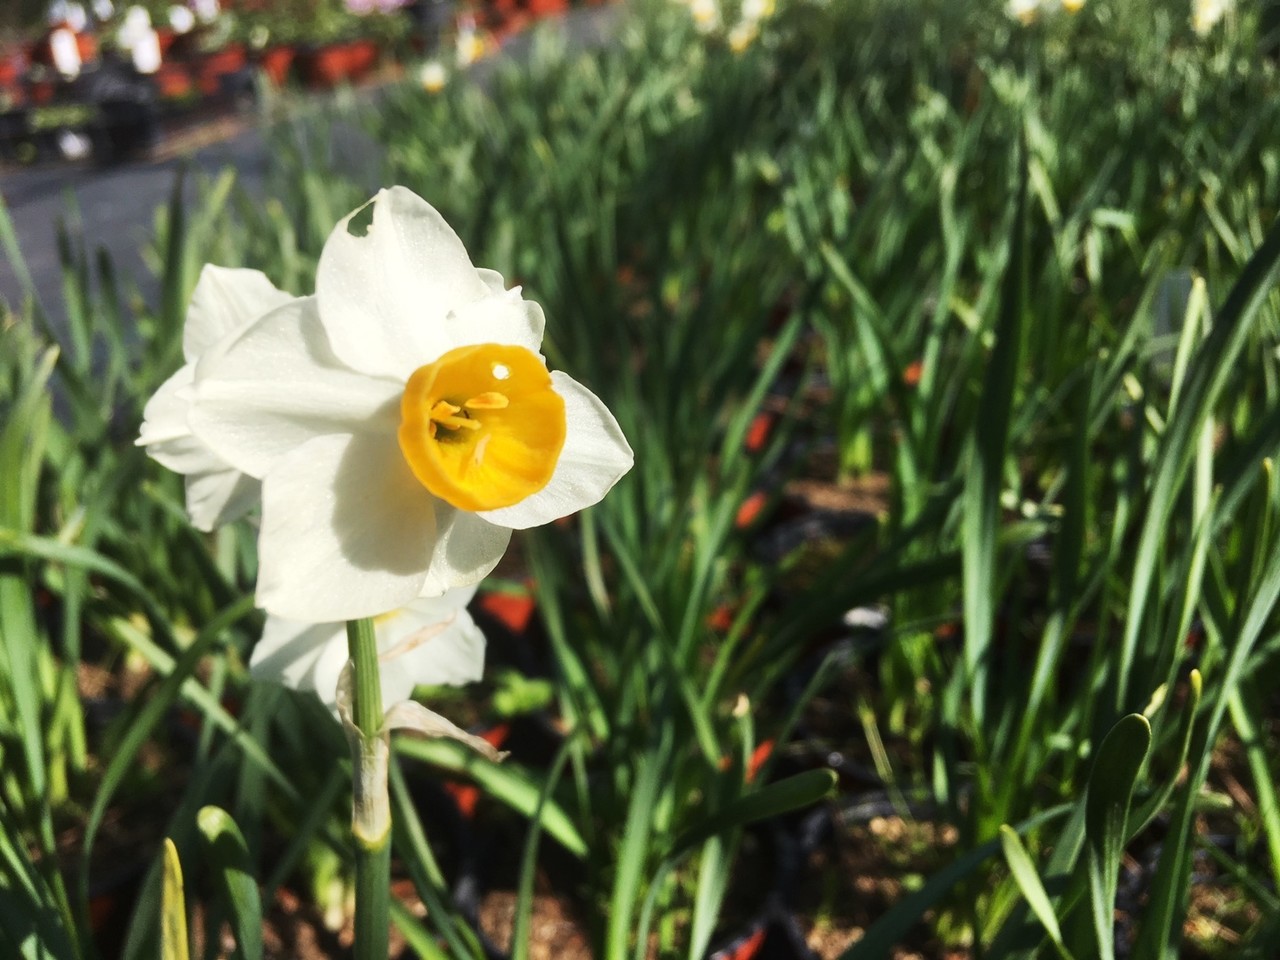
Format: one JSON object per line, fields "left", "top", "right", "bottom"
{"left": 3, "top": 0, "right": 1280, "bottom": 956}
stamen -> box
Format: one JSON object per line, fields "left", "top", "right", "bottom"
{"left": 437, "top": 415, "right": 482, "bottom": 431}
{"left": 464, "top": 392, "right": 510, "bottom": 410}
{"left": 429, "top": 399, "right": 482, "bottom": 432}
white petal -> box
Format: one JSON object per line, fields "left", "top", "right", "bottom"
{"left": 185, "top": 469, "right": 259, "bottom": 532}
{"left": 139, "top": 362, "right": 261, "bottom": 530}
{"left": 255, "top": 432, "right": 437, "bottom": 621}
{"left": 315, "top": 187, "right": 490, "bottom": 380}
{"left": 138, "top": 364, "right": 198, "bottom": 451}
{"left": 441, "top": 294, "right": 545, "bottom": 355}
{"left": 378, "top": 608, "right": 486, "bottom": 704}
{"left": 475, "top": 268, "right": 512, "bottom": 296}
{"left": 479, "top": 372, "right": 633, "bottom": 529}
{"left": 184, "top": 265, "right": 294, "bottom": 361}
{"left": 189, "top": 298, "right": 401, "bottom": 479}
{"left": 145, "top": 430, "right": 227, "bottom": 477}
{"left": 404, "top": 581, "right": 479, "bottom": 618}
{"left": 252, "top": 585, "right": 483, "bottom": 712}
{"left": 251, "top": 617, "right": 340, "bottom": 691}
{"left": 417, "top": 506, "right": 512, "bottom": 597}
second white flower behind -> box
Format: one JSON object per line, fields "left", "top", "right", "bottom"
{"left": 189, "top": 186, "right": 634, "bottom": 622}
{"left": 138, "top": 264, "right": 295, "bottom": 530}
{"left": 251, "top": 584, "right": 486, "bottom": 713}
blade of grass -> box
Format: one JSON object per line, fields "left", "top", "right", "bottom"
{"left": 962, "top": 137, "right": 1027, "bottom": 727}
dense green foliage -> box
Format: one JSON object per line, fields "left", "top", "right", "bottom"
{"left": 3, "top": 0, "right": 1280, "bottom": 956}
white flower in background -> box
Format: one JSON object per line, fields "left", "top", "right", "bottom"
{"left": 1007, "top": 0, "right": 1042, "bottom": 24}
{"left": 56, "top": 130, "right": 91, "bottom": 160}
{"left": 168, "top": 3, "right": 195, "bottom": 33}
{"left": 47, "top": 27, "right": 81, "bottom": 77}
{"left": 455, "top": 26, "right": 485, "bottom": 67}
{"left": 118, "top": 5, "right": 161, "bottom": 72}
{"left": 419, "top": 59, "right": 447, "bottom": 92}
{"left": 92, "top": 0, "right": 114, "bottom": 21}
{"left": 191, "top": 0, "right": 219, "bottom": 23}
{"left": 1192, "top": 0, "right": 1231, "bottom": 35}
{"left": 187, "top": 186, "right": 633, "bottom": 623}
{"left": 740, "top": 0, "right": 774, "bottom": 21}
{"left": 728, "top": 19, "right": 758, "bottom": 51}
{"left": 130, "top": 26, "right": 161, "bottom": 71}
{"left": 118, "top": 4, "right": 151, "bottom": 44}
{"left": 138, "top": 266, "right": 295, "bottom": 531}
{"left": 691, "top": 0, "right": 720, "bottom": 32}
{"left": 252, "top": 584, "right": 485, "bottom": 714}
{"left": 49, "top": 1, "right": 89, "bottom": 31}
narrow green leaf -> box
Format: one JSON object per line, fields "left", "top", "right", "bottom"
{"left": 842, "top": 805, "right": 1071, "bottom": 959}
{"left": 1117, "top": 213, "right": 1280, "bottom": 711}
{"left": 1085, "top": 714, "right": 1152, "bottom": 960}
{"left": 687, "top": 835, "right": 732, "bottom": 960}
{"left": 1136, "top": 486, "right": 1280, "bottom": 960}
{"left": 161, "top": 839, "right": 190, "bottom": 960}
{"left": 389, "top": 762, "right": 483, "bottom": 959}
{"left": 395, "top": 738, "right": 587, "bottom": 858}
{"left": 82, "top": 599, "right": 262, "bottom": 917}
{"left": 1229, "top": 684, "right": 1280, "bottom": 895}
{"left": 0, "top": 195, "right": 47, "bottom": 318}
{"left": 1000, "top": 825, "right": 1074, "bottom": 960}
{"left": 672, "top": 769, "right": 837, "bottom": 857}
{"left": 607, "top": 724, "right": 672, "bottom": 959}
{"left": 195, "top": 807, "right": 262, "bottom": 960}
{"left": 0, "top": 801, "right": 79, "bottom": 959}
{"left": 512, "top": 735, "right": 577, "bottom": 960}
{"left": 962, "top": 139, "right": 1028, "bottom": 726}
{"left": 1129, "top": 670, "right": 1202, "bottom": 838}
{"left": 389, "top": 900, "right": 450, "bottom": 960}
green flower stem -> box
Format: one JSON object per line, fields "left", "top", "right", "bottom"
{"left": 346, "top": 617, "right": 384, "bottom": 738}
{"left": 346, "top": 617, "right": 390, "bottom": 960}
{"left": 354, "top": 841, "right": 391, "bottom": 960}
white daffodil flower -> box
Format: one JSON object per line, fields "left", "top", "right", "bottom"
{"left": 138, "top": 265, "right": 295, "bottom": 531}
{"left": 167, "top": 3, "right": 194, "bottom": 33}
{"left": 419, "top": 59, "right": 447, "bottom": 93}
{"left": 728, "top": 19, "right": 759, "bottom": 52}
{"left": 691, "top": 0, "right": 721, "bottom": 32}
{"left": 1192, "top": 0, "right": 1231, "bottom": 36}
{"left": 1007, "top": 0, "right": 1042, "bottom": 24}
{"left": 252, "top": 584, "right": 485, "bottom": 714}
{"left": 187, "top": 186, "right": 634, "bottom": 622}
{"left": 455, "top": 27, "right": 485, "bottom": 68}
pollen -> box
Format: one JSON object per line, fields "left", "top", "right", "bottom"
{"left": 398, "top": 343, "right": 566, "bottom": 511}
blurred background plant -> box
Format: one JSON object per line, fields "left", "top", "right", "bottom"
{"left": 3, "top": 0, "right": 1280, "bottom": 956}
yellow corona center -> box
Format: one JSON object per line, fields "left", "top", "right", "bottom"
{"left": 398, "top": 343, "right": 566, "bottom": 512}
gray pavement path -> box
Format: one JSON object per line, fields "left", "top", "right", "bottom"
{"left": 0, "top": 4, "right": 619, "bottom": 336}
{"left": 0, "top": 121, "right": 271, "bottom": 328}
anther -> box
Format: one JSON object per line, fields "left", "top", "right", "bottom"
{"left": 464, "top": 392, "right": 510, "bottom": 410}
